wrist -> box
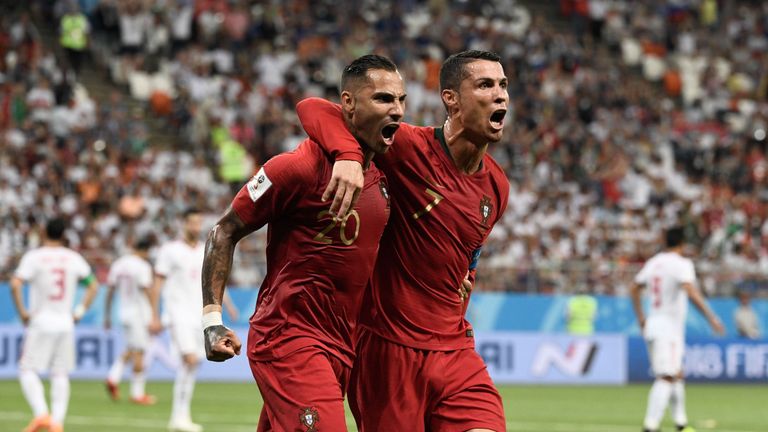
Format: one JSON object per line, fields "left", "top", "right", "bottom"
{"left": 202, "top": 311, "right": 223, "bottom": 330}
{"left": 337, "top": 152, "right": 364, "bottom": 164}
{"left": 73, "top": 304, "right": 86, "bottom": 320}
{"left": 203, "top": 304, "right": 222, "bottom": 314}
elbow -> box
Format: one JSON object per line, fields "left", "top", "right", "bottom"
{"left": 296, "top": 97, "right": 322, "bottom": 120}
{"left": 207, "top": 222, "right": 239, "bottom": 250}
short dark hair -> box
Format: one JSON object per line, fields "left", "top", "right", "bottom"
{"left": 183, "top": 207, "right": 201, "bottom": 219}
{"left": 439, "top": 50, "right": 502, "bottom": 92}
{"left": 135, "top": 236, "right": 154, "bottom": 251}
{"left": 341, "top": 54, "right": 397, "bottom": 91}
{"left": 665, "top": 226, "right": 685, "bottom": 248}
{"left": 46, "top": 218, "right": 66, "bottom": 240}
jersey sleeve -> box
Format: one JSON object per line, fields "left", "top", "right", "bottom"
{"left": 106, "top": 263, "right": 117, "bottom": 286}
{"left": 13, "top": 252, "right": 35, "bottom": 281}
{"left": 634, "top": 262, "right": 650, "bottom": 285}
{"left": 231, "top": 142, "right": 318, "bottom": 229}
{"left": 138, "top": 262, "right": 153, "bottom": 289}
{"left": 678, "top": 259, "right": 696, "bottom": 284}
{"left": 295, "top": 97, "right": 364, "bottom": 164}
{"left": 154, "top": 244, "right": 173, "bottom": 278}
{"left": 77, "top": 255, "right": 93, "bottom": 280}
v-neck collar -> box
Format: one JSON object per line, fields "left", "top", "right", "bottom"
{"left": 434, "top": 126, "right": 484, "bottom": 174}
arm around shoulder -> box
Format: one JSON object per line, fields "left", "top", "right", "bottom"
{"left": 295, "top": 97, "right": 364, "bottom": 164}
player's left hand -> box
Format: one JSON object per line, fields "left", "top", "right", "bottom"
{"left": 458, "top": 271, "right": 472, "bottom": 302}
{"left": 204, "top": 325, "right": 242, "bottom": 362}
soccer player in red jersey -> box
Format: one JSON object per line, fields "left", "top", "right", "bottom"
{"left": 200, "top": 55, "right": 405, "bottom": 432}
{"left": 296, "top": 50, "right": 510, "bottom": 432}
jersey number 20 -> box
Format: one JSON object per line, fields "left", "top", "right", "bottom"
{"left": 314, "top": 210, "right": 360, "bottom": 245}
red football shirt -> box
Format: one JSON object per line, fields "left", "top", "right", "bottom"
{"left": 297, "top": 98, "right": 509, "bottom": 351}
{"left": 232, "top": 139, "right": 389, "bottom": 366}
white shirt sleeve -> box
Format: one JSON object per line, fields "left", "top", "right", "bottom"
{"left": 154, "top": 244, "right": 173, "bottom": 277}
{"left": 76, "top": 254, "right": 93, "bottom": 281}
{"left": 138, "top": 262, "right": 153, "bottom": 290}
{"left": 106, "top": 262, "right": 118, "bottom": 286}
{"left": 678, "top": 259, "right": 696, "bottom": 284}
{"left": 634, "top": 262, "right": 650, "bottom": 285}
{"left": 13, "top": 251, "right": 36, "bottom": 280}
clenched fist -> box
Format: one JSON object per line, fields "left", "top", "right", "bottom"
{"left": 204, "top": 325, "right": 242, "bottom": 362}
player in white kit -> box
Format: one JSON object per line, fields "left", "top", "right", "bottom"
{"left": 104, "top": 237, "right": 158, "bottom": 405}
{"left": 631, "top": 226, "right": 724, "bottom": 432}
{"left": 10, "top": 218, "right": 100, "bottom": 432}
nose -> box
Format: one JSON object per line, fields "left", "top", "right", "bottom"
{"left": 390, "top": 100, "right": 404, "bottom": 122}
{"left": 494, "top": 86, "right": 508, "bottom": 105}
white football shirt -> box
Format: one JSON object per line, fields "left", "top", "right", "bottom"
{"left": 107, "top": 254, "right": 153, "bottom": 325}
{"left": 14, "top": 246, "right": 92, "bottom": 331}
{"left": 634, "top": 251, "right": 696, "bottom": 337}
{"left": 155, "top": 240, "right": 204, "bottom": 325}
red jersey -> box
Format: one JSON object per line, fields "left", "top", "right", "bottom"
{"left": 297, "top": 98, "right": 509, "bottom": 351}
{"left": 232, "top": 139, "right": 389, "bottom": 367}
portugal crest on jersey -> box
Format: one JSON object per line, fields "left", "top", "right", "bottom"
{"left": 480, "top": 195, "right": 492, "bottom": 226}
{"left": 299, "top": 407, "right": 319, "bottom": 431}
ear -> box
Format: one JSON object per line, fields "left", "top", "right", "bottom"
{"left": 340, "top": 90, "right": 355, "bottom": 114}
{"left": 441, "top": 89, "right": 458, "bottom": 114}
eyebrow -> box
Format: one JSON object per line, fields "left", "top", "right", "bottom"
{"left": 373, "top": 91, "right": 408, "bottom": 100}
{"left": 476, "top": 77, "right": 508, "bottom": 84}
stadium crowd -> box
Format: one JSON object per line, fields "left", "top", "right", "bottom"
{"left": 1, "top": 0, "right": 767, "bottom": 296}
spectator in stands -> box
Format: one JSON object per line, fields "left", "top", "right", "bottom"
{"left": 734, "top": 290, "right": 762, "bottom": 339}
{"left": 566, "top": 287, "right": 598, "bottom": 336}
{"left": 59, "top": 2, "right": 89, "bottom": 74}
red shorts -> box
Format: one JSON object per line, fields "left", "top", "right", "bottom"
{"left": 249, "top": 345, "right": 350, "bottom": 432}
{"left": 349, "top": 329, "right": 506, "bottom": 432}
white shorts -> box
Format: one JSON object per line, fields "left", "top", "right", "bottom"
{"left": 122, "top": 322, "right": 150, "bottom": 351}
{"left": 169, "top": 322, "right": 204, "bottom": 359}
{"left": 19, "top": 327, "right": 75, "bottom": 373}
{"left": 645, "top": 333, "right": 684, "bottom": 377}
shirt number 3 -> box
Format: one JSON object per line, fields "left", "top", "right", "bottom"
{"left": 314, "top": 210, "right": 361, "bottom": 245}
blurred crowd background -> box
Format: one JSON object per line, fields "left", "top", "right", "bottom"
{"left": 1, "top": 0, "right": 767, "bottom": 297}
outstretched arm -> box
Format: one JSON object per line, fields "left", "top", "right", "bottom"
{"left": 296, "top": 97, "right": 364, "bottom": 219}
{"left": 201, "top": 206, "right": 253, "bottom": 362}
{"left": 682, "top": 282, "right": 724, "bottom": 335}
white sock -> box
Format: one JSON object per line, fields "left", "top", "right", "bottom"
{"left": 131, "top": 372, "right": 146, "bottom": 399}
{"left": 670, "top": 380, "right": 688, "bottom": 427}
{"left": 50, "top": 372, "right": 70, "bottom": 424}
{"left": 171, "top": 364, "right": 197, "bottom": 422}
{"left": 644, "top": 379, "right": 673, "bottom": 430}
{"left": 107, "top": 357, "right": 125, "bottom": 384}
{"left": 19, "top": 369, "right": 49, "bottom": 417}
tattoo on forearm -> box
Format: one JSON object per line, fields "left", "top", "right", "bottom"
{"left": 202, "top": 210, "right": 250, "bottom": 306}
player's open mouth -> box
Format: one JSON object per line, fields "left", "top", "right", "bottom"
{"left": 489, "top": 109, "right": 506, "bottom": 130}
{"left": 381, "top": 123, "right": 400, "bottom": 145}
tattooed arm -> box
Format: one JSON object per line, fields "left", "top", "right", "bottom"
{"left": 201, "top": 206, "right": 253, "bottom": 361}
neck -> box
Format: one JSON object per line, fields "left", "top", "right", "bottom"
{"left": 443, "top": 118, "right": 488, "bottom": 175}
{"left": 43, "top": 239, "right": 63, "bottom": 247}
{"left": 362, "top": 149, "right": 375, "bottom": 170}
{"left": 184, "top": 235, "right": 197, "bottom": 246}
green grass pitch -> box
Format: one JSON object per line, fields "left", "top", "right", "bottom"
{"left": 0, "top": 380, "right": 765, "bottom": 431}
